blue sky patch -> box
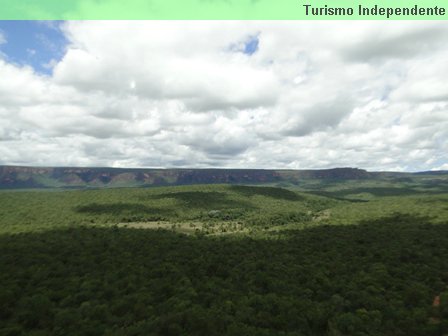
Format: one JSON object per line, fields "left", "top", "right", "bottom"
{"left": 243, "top": 35, "right": 259, "bottom": 55}
{"left": 0, "top": 21, "right": 68, "bottom": 75}
{"left": 229, "top": 34, "right": 259, "bottom": 56}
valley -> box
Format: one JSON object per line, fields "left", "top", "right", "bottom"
{"left": 0, "top": 169, "right": 448, "bottom": 335}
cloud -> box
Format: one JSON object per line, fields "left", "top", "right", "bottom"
{"left": 0, "top": 21, "right": 447, "bottom": 171}
{"left": 390, "top": 52, "right": 448, "bottom": 103}
{"left": 339, "top": 22, "right": 448, "bottom": 62}
{"left": 53, "top": 22, "right": 278, "bottom": 112}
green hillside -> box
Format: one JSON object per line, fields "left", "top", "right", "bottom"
{"left": 0, "top": 185, "right": 335, "bottom": 234}
{"left": 1, "top": 183, "right": 448, "bottom": 335}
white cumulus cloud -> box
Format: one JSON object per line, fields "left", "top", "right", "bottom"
{"left": 0, "top": 21, "right": 447, "bottom": 171}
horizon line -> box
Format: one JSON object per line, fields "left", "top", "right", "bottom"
{"left": 1, "top": 164, "right": 446, "bottom": 174}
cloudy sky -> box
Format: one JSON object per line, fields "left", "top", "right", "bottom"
{"left": 0, "top": 21, "right": 447, "bottom": 171}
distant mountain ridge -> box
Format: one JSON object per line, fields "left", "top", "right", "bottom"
{"left": 0, "top": 165, "right": 444, "bottom": 189}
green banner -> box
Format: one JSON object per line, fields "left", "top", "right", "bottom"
{"left": 0, "top": 0, "right": 446, "bottom": 20}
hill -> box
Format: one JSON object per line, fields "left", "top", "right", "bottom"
{"left": 1, "top": 183, "right": 448, "bottom": 335}
{"left": 0, "top": 165, "right": 398, "bottom": 189}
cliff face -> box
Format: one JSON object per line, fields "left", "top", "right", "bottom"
{"left": 0, "top": 166, "right": 50, "bottom": 188}
{"left": 287, "top": 168, "right": 372, "bottom": 180}
{"left": 0, "top": 166, "right": 373, "bottom": 189}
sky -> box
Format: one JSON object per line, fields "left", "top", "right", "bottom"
{"left": 0, "top": 21, "right": 447, "bottom": 171}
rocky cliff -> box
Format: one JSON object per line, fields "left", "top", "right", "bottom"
{"left": 0, "top": 166, "right": 375, "bottom": 189}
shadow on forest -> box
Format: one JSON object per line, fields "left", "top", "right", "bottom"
{"left": 148, "top": 191, "right": 256, "bottom": 210}
{"left": 1, "top": 214, "right": 448, "bottom": 335}
{"left": 308, "top": 186, "right": 448, "bottom": 201}
{"left": 305, "top": 191, "right": 370, "bottom": 203}
{"left": 74, "top": 203, "right": 172, "bottom": 216}
{"left": 229, "top": 185, "right": 304, "bottom": 201}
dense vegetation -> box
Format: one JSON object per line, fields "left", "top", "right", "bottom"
{"left": 0, "top": 185, "right": 336, "bottom": 234}
{"left": 1, "top": 181, "right": 448, "bottom": 335}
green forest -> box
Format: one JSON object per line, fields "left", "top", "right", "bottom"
{"left": 1, "top": 181, "right": 448, "bottom": 335}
